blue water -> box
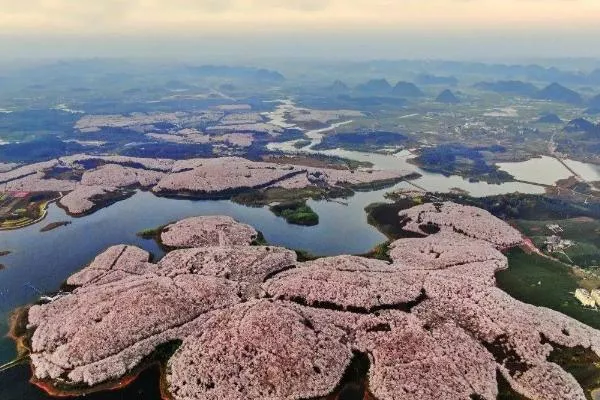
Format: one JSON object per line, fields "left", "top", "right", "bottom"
{"left": 0, "top": 184, "right": 408, "bottom": 364}
{"left": 0, "top": 148, "right": 557, "bottom": 394}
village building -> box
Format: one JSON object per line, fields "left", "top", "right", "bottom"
{"left": 575, "top": 288, "right": 597, "bottom": 308}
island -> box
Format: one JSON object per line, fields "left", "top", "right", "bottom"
{"left": 0, "top": 155, "right": 411, "bottom": 222}
{"left": 10, "top": 204, "right": 600, "bottom": 400}
{"left": 40, "top": 221, "right": 72, "bottom": 232}
{"left": 269, "top": 201, "right": 319, "bottom": 226}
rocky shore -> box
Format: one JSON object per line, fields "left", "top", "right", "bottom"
{"left": 12, "top": 204, "right": 600, "bottom": 400}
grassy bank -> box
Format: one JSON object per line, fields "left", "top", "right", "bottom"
{"left": 497, "top": 248, "right": 600, "bottom": 329}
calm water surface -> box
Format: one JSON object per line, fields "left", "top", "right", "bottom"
{"left": 0, "top": 183, "right": 413, "bottom": 364}
{"left": 0, "top": 363, "right": 162, "bottom": 400}
{"left": 497, "top": 156, "right": 572, "bottom": 185}
{"left": 563, "top": 159, "right": 600, "bottom": 182}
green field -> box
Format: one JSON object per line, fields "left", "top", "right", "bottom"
{"left": 516, "top": 218, "right": 600, "bottom": 267}
{"left": 497, "top": 248, "right": 600, "bottom": 329}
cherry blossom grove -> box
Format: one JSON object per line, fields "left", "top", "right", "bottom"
{"left": 0, "top": 155, "right": 408, "bottom": 216}
{"left": 22, "top": 204, "right": 600, "bottom": 400}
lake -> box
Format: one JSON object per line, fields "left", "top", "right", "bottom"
{"left": 2, "top": 100, "right": 597, "bottom": 396}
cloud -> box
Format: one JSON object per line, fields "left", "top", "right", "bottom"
{"left": 0, "top": 0, "right": 598, "bottom": 35}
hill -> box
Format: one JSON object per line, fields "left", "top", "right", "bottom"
{"left": 536, "top": 113, "right": 562, "bottom": 124}
{"left": 329, "top": 80, "right": 350, "bottom": 93}
{"left": 474, "top": 80, "right": 538, "bottom": 96}
{"left": 391, "top": 81, "right": 424, "bottom": 97}
{"left": 355, "top": 79, "right": 392, "bottom": 93}
{"left": 436, "top": 89, "right": 460, "bottom": 104}
{"left": 564, "top": 118, "right": 600, "bottom": 135}
{"left": 535, "top": 83, "right": 583, "bottom": 105}
{"left": 187, "top": 65, "right": 285, "bottom": 83}
{"left": 255, "top": 69, "right": 286, "bottom": 83}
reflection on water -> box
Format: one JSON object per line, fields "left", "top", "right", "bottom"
{"left": 268, "top": 141, "right": 547, "bottom": 197}
{"left": 563, "top": 159, "right": 600, "bottom": 182}
{"left": 0, "top": 363, "right": 162, "bottom": 400}
{"left": 497, "top": 156, "right": 572, "bottom": 186}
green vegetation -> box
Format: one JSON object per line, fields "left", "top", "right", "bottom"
{"left": 0, "top": 111, "right": 80, "bottom": 143}
{"left": 515, "top": 218, "right": 600, "bottom": 267}
{"left": 430, "top": 192, "right": 600, "bottom": 269}
{"left": 263, "top": 153, "right": 373, "bottom": 171}
{"left": 270, "top": 201, "right": 319, "bottom": 226}
{"left": 546, "top": 341, "right": 600, "bottom": 400}
{"left": 312, "top": 131, "right": 410, "bottom": 153}
{"left": 365, "top": 199, "right": 425, "bottom": 240}
{"left": 497, "top": 248, "right": 600, "bottom": 329}
{"left": 362, "top": 241, "right": 392, "bottom": 262}
{"left": 342, "top": 176, "right": 408, "bottom": 192}
{"left": 294, "top": 249, "right": 320, "bottom": 262}
{"left": 232, "top": 186, "right": 354, "bottom": 207}
{"left": 0, "top": 192, "right": 59, "bottom": 231}
{"left": 411, "top": 143, "right": 513, "bottom": 184}
{"left": 497, "top": 372, "right": 530, "bottom": 400}
{"left": 365, "top": 195, "right": 600, "bottom": 330}
{"left": 251, "top": 231, "right": 268, "bottom": 246}
{"left": 152, "top": 340, "right": 183, "bottom": 363}
{"left": 136, "top": 226, "right": 165, "bottom": 239}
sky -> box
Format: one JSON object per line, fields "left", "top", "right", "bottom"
{"left": 1, "top": 0, "right": 599, "bottom": 60}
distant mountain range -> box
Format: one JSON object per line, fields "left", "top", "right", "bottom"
{"left": 535, "top": 83, "right": 583, "bottom": 105}
{"left": 329, "top": 80, "right": 350, "bottom": 93}
{"left": 475, "top": 80, "right": 600, "bottom": 108}
{"left": 186, "top": 65, "right": 285, "bottom": 83}
{"left": 349, "top": 79, "right": 461, "bottom": 103}
{"left": 474, "top": 80, "right": 538, "bottom": 96}
{"left": 392, "top": 81, "right": 424, "bottom": 97}
{"left": 339, "top": 77, "right": 598, "bottom": 109}
{"left": 564, "top": 118, "right": 600, "bottom": 136}
{"left": 355, "top": 79, "right": 393, "bottom": 93}
{"left": 349, "top": 79, "right": 426, "bottom": 99}
{"left": 536, "top": 113, "right": 562, "bottom": 124}
{"left": 436, "top": 89, "right": 460, "bottom": 104}
{"left": 353, "top": 60, "right": 600, "bottom": 86}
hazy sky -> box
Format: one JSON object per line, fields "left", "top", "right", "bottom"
{"left": 1, "top": 0, "right": 599, "bottom": 60}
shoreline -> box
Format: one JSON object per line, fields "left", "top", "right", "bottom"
{"left": 7, "top": 307, "right": 174, "bottom": 400}
{"left": 56, "top": 188, "right": 136, "bottom": 219}
{"left": 7, "top": 306, "right": 32, "bottom": 358}
{"left": 0, "top": 193, "right": 63, "bottom": 232}
{"left": 29, "top": 361, "right": 172, "bottom": 400}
